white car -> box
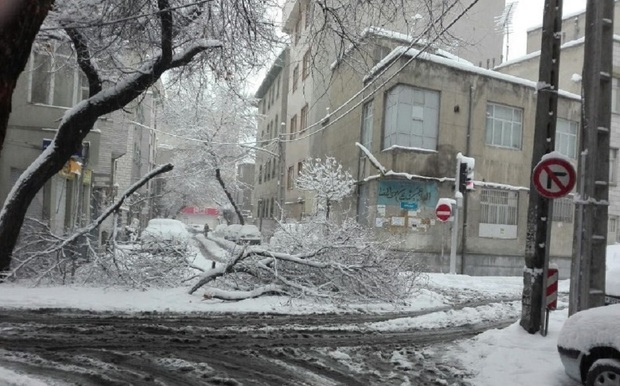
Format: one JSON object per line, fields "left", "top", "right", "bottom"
{"left": 237, "top": 225, "right": 261, "bottom": 245}
{"left": 557, "top": 304, "right": 620, "bottom": 386}
{"left": 141, "top": 219, "right": 190, "bottom": 244}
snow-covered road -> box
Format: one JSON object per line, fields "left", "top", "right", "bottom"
{"left": 0, "top": 297, "right": 519, "bottom": 385}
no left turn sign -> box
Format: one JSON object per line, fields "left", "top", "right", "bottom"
{"left": 532, "top": 157, "right": 576, "bottom": 199}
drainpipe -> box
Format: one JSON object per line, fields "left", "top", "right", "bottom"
{"left": 461, "top": 85, "right": 474, "bottom": 274}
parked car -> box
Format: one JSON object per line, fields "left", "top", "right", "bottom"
{"left": 237, "top": 225, "right": 261, "bottom": 245}
{"left": 557, "top": 304, "right": 620, "bottom": 385}
{"left": 141, "top": 219, "right": 190, "bottom": 244}
{"left": 223, "top": 224, "right": 242, "bottom": 241}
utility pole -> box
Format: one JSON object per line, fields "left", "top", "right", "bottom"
{"left": 570, "top": 0, "right": 614, "bottom": 316}
{"left": 520, "top": 0, "right": 563, "bottom": 334}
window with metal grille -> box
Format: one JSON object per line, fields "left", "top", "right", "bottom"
{"left": 480, "top": 188, "right": 518, "bottom": 225}
{"left": 552, "top": 197, "right": 573, "bottom": 223}
{"left": 485, "top": 103, "right": 523, "bottom": 149}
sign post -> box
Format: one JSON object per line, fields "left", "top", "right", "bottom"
{"left": 532, "top": 154, "right": 575, "bottom": 336}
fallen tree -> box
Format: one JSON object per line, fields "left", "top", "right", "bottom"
{"left": 190, "top": 217, "right": 423, "bottom": 304}
{"left": 8, "top": 163, "right": 175, "bottom": 285}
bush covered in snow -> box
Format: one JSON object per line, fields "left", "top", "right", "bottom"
{"left": 192, "top": 216, "right": 423, "bottom": 304}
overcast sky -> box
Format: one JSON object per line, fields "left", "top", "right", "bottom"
{"left": 510, "top": 0, "right": 587, "bottom": 59}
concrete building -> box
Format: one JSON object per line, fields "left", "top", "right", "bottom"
{"left": 1, "top": 42, "right": 159, "bottom": 244}
{"left": 254, "top": 49, "right": 290, "bottom": 227}
{"left": 1, "top": 43, "right": 101, "bottom": 234}
{"left": 495, "top": 4, "right": 620, "bottom": 244}
{"left": 277, "top": 0, "right": 507, "bottom": 221}
{"left": 324, "top": 34, "right": 582, "bottom": 276}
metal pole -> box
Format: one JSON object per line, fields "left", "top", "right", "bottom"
{"left": 450, "top": 154, "right": 461, "bottom": 274}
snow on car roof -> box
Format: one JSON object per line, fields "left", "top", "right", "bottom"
{"left": 557, "top": 304, "right": 620, "bottom": 352}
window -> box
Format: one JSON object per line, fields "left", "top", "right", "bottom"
{"left": 290, "top": 115, "right": 297, "bottom": 138}
{"left": 479, "top": 188, "right": 518, "bottom": 239}
{"left": 274, "top": 115, "right": 279, "bottom": 136}
{"left": 304, "top": 3, "right": 312, "bottom": 28}
{"left": 258, "top": 165, "right": 263, "bottom": 184}
{"left": 612, "top": 78, "right": 620, "bottom": 113}
{"left": 30, "top": 51, "right": 81, "bottom": 108}
{"left": 272, "top": 158, "right": 277, "bottom": 179}
{"left": 556, "top": 118, "right": 578, "bottom": 158}
{"left": 361, "top": 100, "right": 373, "bottom": 150}
{"left": 287, "top": 166, "right": 294, "bottom": 189}
{"left": 609, "top": 216, "right": 620, "bottom": 243}
{"left": 270, "top": 197, "right": 275, "bottom": 217}
{"left": 611, "top": 148, "right": 618, "bottom": 185}
{"left": 300, "top": 104, "right": 308, "bottom": 131}
{"left": 275, "top": 76, "right": 280, "bottom": 99}
{"left": 294, "top": 18, "right": 301, "bottom": 45}
{"left": 292, "top": 65, "right": 299, "bottom": 92}
{"left": 552, "top": 197, "right": 573, "bottom": 223}
{"left": 297, "top": 161, "right": 303, "bottom": 176}
{"left": 266, "top": 160, "right": 271, "bottom": 180}
{"left": 302, "top": 50, "right": 311, "bottom": 79}
{"left": 485, "top": 103, "right": 523, "bottom": 149}
{"left": 383, "top": 85, "right": 439, "bottom": 150}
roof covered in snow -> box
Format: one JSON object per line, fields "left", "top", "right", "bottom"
{"left": 365, "top": 46, "right": 581, "bottom": 101}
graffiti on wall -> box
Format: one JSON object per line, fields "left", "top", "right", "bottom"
{"left": 377, "top": 180, "right": 438, "bottom": 208}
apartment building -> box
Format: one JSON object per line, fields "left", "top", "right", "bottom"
{"left": 0, "top": 41, "right": 158, "bottom": 242}
{"left": 325, "top": 33, "right": 581, "bottom": 275}
{"left": 276, "top": 0, "right": 506, "bottom": 220}
{"left": 254, "top": 49, "right": 290, "bottom": 227}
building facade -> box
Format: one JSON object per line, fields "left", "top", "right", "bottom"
{"left": 325, "top": 36, "right": 582, "bottom": 275}
{"left": 496, "top": 5, "right": 620, "bottom": 244}
{"left": 1, "top": 41, "right": 159, "bottom": 245}
{"left": 276, "top": 0, "right": 507, "bottom": 221}
{"left": 254, "top": 49, "right": 290, "bottom": 229}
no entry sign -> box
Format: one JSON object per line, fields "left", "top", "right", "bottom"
{"left": 435, "top": 203, "right": 452, "bottom": 222}
{"left": 532, "top": 157, "right": 576, "bottom": 199}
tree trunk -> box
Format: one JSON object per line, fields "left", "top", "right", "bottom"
{"left": 215, "top": 168, "right": 245, "bottom": 225}
{"left": 0, "top": 0, "right": 54, "bottom": 153}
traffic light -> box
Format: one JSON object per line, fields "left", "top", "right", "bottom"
{"left": 458, "top": 162, "right": 467, "bottom": 193}
{"left": 458, "top": 155, "right": 475, "bottom": 193}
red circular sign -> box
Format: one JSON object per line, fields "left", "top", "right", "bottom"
{"left": 532, "top": 157, "right": 576, "bottom": 199}
{"left": 436, "top": 203, "right": 452, "bottom": 222}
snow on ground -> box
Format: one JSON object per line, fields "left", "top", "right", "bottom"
{"left": 4, "top": 244, "right": 620, "bottom": 385}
